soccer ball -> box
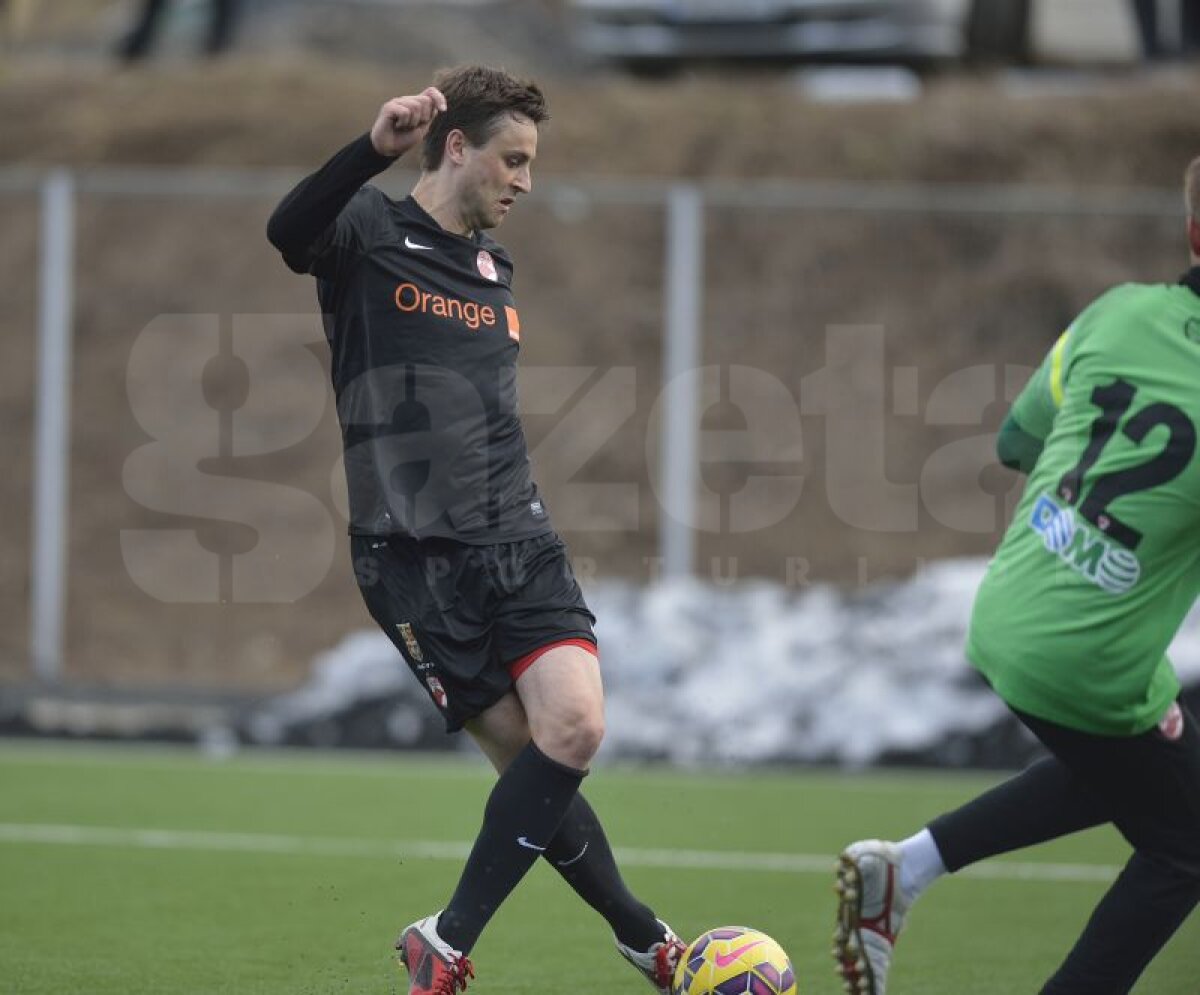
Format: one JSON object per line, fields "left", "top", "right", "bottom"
{"left": 672, "top": 926, "right": 798, "bottom": 995}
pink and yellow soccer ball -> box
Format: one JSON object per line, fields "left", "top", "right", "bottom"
{"left": 672, "top": 926, "right": 798, "bottom": 995}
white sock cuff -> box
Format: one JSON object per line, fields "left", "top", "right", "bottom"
{"left": 898, "top": 828, "right": 946, "bottom": 901}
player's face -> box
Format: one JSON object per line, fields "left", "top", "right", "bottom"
{"left": 457, "top": 113, "right": 538, "bottom": 232}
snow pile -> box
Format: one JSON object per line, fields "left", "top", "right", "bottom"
{"left": 592, "top": 560, "right": 1001, "bottom": 766}
{"left": 246, "top": 558, "right": 1200, "bottom": 766}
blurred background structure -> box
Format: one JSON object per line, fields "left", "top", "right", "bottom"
{"left": 2, "top": 0, "right": 1199, "bottom": 764}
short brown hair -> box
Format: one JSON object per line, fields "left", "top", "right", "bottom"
{"left": 422, "top": 65, "right": 548, "bottom": 171}
{"left": 1187, "top": 156, "right": 1200, "bottom": 223}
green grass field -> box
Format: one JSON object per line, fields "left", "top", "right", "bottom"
{"left": 1, "top": 741, "right": 1196, "bottom": 994}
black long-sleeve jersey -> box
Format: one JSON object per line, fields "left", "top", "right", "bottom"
{"left": 267, "top": 134, "right": 551, "bottom": 543}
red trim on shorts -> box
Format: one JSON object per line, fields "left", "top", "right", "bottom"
{"left": 507, "top": 638, "right": 598, "bottom": 681}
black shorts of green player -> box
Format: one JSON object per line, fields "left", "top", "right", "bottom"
{"left": 352, "top": 532, "right": 597, "bottom": 732}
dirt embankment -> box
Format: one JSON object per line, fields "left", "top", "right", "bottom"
{"left": 2, "top": 58, "right": 1197, "bottom": 687}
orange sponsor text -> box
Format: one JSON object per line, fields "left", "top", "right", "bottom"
{"left": 394, "top": 282, "right": 497, "bottom": 331}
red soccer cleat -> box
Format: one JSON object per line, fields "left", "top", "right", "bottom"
{"left": 616, "top": 919, "right": 688, "bottom": 994}
{"left": 396, "top": 913, "right": 474, "bottom": 995}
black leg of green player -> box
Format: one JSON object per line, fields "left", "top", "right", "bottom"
{"left": 1018, "top": 706, "right": 1200, "bottom": 995}
{"left": 1043, "top": 851, "right": 1200, "bottom": 994}
{"left": 927, "top": 754, "right": 1110, "bottom": 870}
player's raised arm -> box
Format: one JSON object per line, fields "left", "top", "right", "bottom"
{"left": 266, "top": 87, "right": 447, "bottom": 274}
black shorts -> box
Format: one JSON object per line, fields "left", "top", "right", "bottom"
{"left": 350, "top": 531, "right": 597, "bottom": 732}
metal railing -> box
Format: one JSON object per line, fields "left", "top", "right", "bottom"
{"left": 4, "top": 164, "right": 1183, "bottom": 681}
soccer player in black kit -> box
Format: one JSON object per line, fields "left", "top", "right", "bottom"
{"left": 267, "top": 66, "right": 684, "bottom": 995}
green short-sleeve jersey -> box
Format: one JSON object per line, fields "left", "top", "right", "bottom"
{"left": 967, "top": 275, "right": 1200, "bottom": 734}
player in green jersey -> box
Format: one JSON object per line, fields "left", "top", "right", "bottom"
{"left": 834, "top": 156, "right": 1200, "bottom": 995}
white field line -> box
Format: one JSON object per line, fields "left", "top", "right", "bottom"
{"left": 0, "top": 823, "right": 1120, "bottom": 883}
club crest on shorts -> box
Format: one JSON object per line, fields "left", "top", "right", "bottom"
{"left": 425, "top": 675, "right": 449, "bottom": 710}
{"left": 1158, "top": 701, "right": 1184, "bottom": 741}
{"left": 476, "top": 249, "right": 498, "bottom": 281}
{"left": 396, "top": 622, "right": 424, "bottom": 662}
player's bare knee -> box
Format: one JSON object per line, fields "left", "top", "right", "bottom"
{"left": 536, "top": 708, "right": 604, "bottom": 768}
{"left": 570, "top": 710, "right": 605, "bottom": 760}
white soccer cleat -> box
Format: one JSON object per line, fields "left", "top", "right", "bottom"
{"left": 616, "top": 919, "right": 687, "bottom": 994}
{"left": 834, "top": 840, "right": 911, "bottom": 995}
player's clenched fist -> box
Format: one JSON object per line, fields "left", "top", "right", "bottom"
{"left": 370, "top": 86, "right": 448, "bottom": 158}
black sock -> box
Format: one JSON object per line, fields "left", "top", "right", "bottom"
{"left": 437, "top": 741, "right": 585, "bottom": 954}
{"left": 929, "top": 756, "right": 1109, "bottom": 872}
{"left": 542, "top": 793, "right": 664, "bottom": 951}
